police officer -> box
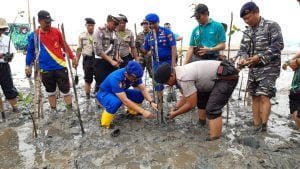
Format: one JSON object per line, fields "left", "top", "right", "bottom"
{"left": 154, "top": 61, "right": 239, "bottom": 140}
{"left": 74, "top": 18, "right": 96, "bottom": 99}
{"left": 96, "top": 61, "right": 157, "bottom": 128}
{"left": 93, "top": 15, "right": 120, "bottom": 93}
{"left": 0, "top": 17, "right": 19, "bottom": 117}
{"left": 237, "top": 2, "right": 284, "bottom": 132}
{"left": 116, "top": 14, "right": 138, "bottom": 68}
{"left": 142, "top": 13, "right": 177, "bottom": 104}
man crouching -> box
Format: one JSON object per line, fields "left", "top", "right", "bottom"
{"left": 96, "top": 61, "right": 157, "bottom": 128}
{"left": 155, "top": 60, "right": 239, "bottom": 140}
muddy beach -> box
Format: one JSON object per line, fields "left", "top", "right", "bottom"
{"left": 0, "top": 53, "right": 299, "bottom": 169}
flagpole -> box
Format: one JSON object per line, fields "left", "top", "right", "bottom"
{"left": 27, "top": 0, "right": 31, "bottom": 29}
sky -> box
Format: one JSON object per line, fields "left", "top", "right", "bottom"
{"left": 1, "top": 0, "right": 300, "bottom": 50}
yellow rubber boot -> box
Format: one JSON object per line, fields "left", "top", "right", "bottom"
{"left": 127, "top": 108, "right": 138, "bottom": 115}
{"left": 126, "top": 104, "right": 141, "bottom": 115}
{"left": 100, "top": 110, "right": 115, "bottom": 128}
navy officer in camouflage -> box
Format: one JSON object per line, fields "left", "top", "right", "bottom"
{"left": 237, "top": 2, "right": 284, "bottom": 132}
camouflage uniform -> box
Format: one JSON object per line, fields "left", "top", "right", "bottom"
{"left": 93, "top": 26, "right": 119, "bottom": 92}
{"left": 136, "top": 30, "right": 152, "bottom": 77}
{"left": 237, "top": 17, "right": 284, "bottom": 97}
{"left": 117, "top": 28, "right": 135, "bottom": 68}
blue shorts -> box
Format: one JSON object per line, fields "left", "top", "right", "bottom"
{"left": 153, "top": 60, "right": 171, "bottom": 91}
{"left": 96, "top": 89, "right": 144, "bottom": 114}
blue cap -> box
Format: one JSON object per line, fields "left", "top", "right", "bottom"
{"left": 126, "top": 61, "right": 144, "bottom": 79}
{"left": 240, "top": 2, "right": 259, "bottom": 18}
{"left": 145, "top": 13, "right": 160, "bottom": 23}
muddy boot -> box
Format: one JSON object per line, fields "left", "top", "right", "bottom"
{"left": 1, "top": 111, "right": 5, "bottom": 120}
{"left": 261, "top": 123, "right": 267, "bottom": 132}
{"left": 206, "top": 136, "right": 220, "bottom": 141}
{"left": 86, "top": 93, "right": 91, "bottom": 100}
{"left": 198, "top": 119, "right": 207, "bottom": 127}
{"left": 253, "top": 124, "right": 262, "bottom": 132}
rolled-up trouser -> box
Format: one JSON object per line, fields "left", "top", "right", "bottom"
{"left": 0, "top": 63, "right": 18, "bottom": 99}
{"left": 93, "top": 59, "right": 117, "bottom": 93}
{"left": 96, "top": 89, "right": 144, "bottom": 114}
{"left": 289, "top": 89, "right": 300, "bottom": 117}
{"left": 82, "top": 55, "right": 95, "bottom": 84}
{"left": 206, "top": 78, "right": 238, "bottom": 120}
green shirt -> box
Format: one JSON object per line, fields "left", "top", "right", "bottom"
{"left": 189, "top": 19, "right": 226, "bottom": 48}
{"left": 291, "top": 68, "right": 300, "bottom": 92}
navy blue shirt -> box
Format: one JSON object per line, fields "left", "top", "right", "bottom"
{"left": 144, "top": 26, "right": 176, "bottom": 61}
{"left": 100, "top": 68, "right": 142, "bottom": 93}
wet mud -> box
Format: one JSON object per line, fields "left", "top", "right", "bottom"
{"left": 0, "top": 54, "right": 299, "bottom": 169}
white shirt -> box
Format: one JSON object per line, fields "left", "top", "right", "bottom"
{"left": 0, "top": 34, "right": 16, "bottom": 63}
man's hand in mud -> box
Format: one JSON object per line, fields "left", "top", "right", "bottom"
{"left": 166, "top": 110, "right": 176, "bottom": 120}
{"left": 25, "top": 66, "right": 32, "bottom": 78}
{"left": 150, "top": 102, "right": 158, "bottom": 111}
{"left": 142, "top": 110, "right": 156, "bottom": 119}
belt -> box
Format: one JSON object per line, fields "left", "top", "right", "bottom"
{"left": 217, "top": 75, "right": 239, "bottom": 81}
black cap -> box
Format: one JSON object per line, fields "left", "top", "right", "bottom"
{"left": 85, "top": 18, "right": 95, "bottom": 25}
{"left": 118, "top": 14, "right": 128, "bottom": 23}
{"left": 38, "top": 10, "right": 54, "bottom": 23}
{"left": 140, "top": 19, "right": 149, "bottom": 26}
{"left": 191, "top": 4, "right": 209, "bottom": 18}
{"left": 154, "top": 63, "right": 172, "bottom": 84}
{"left": 107, "top": 15, "right": 120, "bottom": 23}
{"left": 240, "top": 2, "right": 259, "bottom": 18}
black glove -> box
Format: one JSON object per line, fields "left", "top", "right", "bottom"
{"left": 3, "top": 53, "right": 14, "bottom": 62}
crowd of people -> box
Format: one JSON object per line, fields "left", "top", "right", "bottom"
{"left": 0, "top": 1, "right": 299, "bottom": 141}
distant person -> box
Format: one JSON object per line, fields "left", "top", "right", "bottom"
{"left": 96, "top": 61, "right": 157, "bottom": 128}
{"left": 25, "top": 10, "right": 75, "bottom": 113}
{"left": 73, "top": 18, "right": 96, "bottom": 99}
{"left": 163, "top": 22, "right": 183, "bottom": 41}
{"left": 185, "top": 3, "right": 226, "bottom": 63}
{"left": 116, "top": 14, "right": 138, "bottom": 68}
{"left": 236, "top": 2, "right": 284, "bottom": 132}
{"left": 285, "top": 51, "right": 300, "bottom": 129}
{"left": 136, "top": 19, "right": 152, "bottom": 76}
{"left": 0, "top": 17, "right": 19, "bottom": 117}
{"left": 154, "top": 61, "right": 239, "bottom": 140}
{"left": 184, "top": 3, "right": 226, "bottom": 126}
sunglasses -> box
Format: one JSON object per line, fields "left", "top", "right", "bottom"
{"left": 142, "top": 22, "right": 149, "bottom": 25}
